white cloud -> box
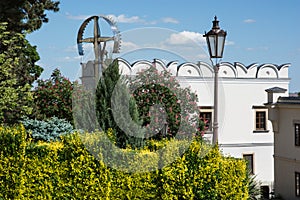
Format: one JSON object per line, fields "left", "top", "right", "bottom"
{"left": 65, "top": 13, "right": 143, "bottom": 24}
{"left": 65, "top": 13, "right": 89, "bottom": 20}
{"left": 225, "top": 40, "right": 235, "bottom": 46}
{"left": 66, "top": 13, "right": 180, "bottom": 26}
{"left": 62, "top": 56, "right": 81, "bottom": 61}
{"left": 197, "top": 53, "right": 209, "bottom": 60}
{"left": 108, "top": 14, "right": 144, "bottom": 23}
{"left": 243, "top": 19, "right": 256, "bottom": 23}
{"left": 245, "top": 46, "right": 268, "bottom": 51}
{"left": 165, "top": 31, "right": 206, "bottom": 46}
{"left": 65, "top": 45, "right": 77, "bottom": 52}
{"left": 65, "top": 43, "right": 94, "bottom": 53}
{"left": 162, "top": 17, "right": 179, "bottom": 24}
{"left": 121, "top": 41, "right": 139, "bottom": 49}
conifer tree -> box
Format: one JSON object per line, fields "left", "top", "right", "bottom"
{"left": 96, "top": 59, "right": 143, "bottom": 148}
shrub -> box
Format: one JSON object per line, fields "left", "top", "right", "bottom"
{"left": 0, "top": 125, "right": 27, "bottom": 199}
{"left": 33, "top": 68, "right": 73, "bottom": 124}
{"left": 21, "top": 116, "right": 73, "bottom": 142}
{"left": 0, "top": 125, "right": 250, "bottom": 199}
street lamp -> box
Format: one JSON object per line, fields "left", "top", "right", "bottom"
{"left": 203, "top": 16, "right": 227, "bottom": 145}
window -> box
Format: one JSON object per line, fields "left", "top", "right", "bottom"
{"left": 296, "top": 172, "right": 300, "bottom": 196}
{"left": 243, "top": 154, "right": 254, "bottom": 174}
{"left": 256, "top": 111, "right": 266, "bottom": 130}
{"left": 199, "top": 106, "right": 213, "bottom": 133}
{"left": 295, "top": 124, "right": 300, "bottom": 146}
{"left": 253, "top": 106, "right": 268, "bottom": 133}
{"left": 200, "top": 112, "right": 212, "bottom": 131}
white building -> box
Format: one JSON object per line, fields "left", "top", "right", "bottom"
{"left": 267, "top": 96, "right": 300, "bottom": 199}
{"left": 79, "top": 58, "right": 291, "bottom": 194}
{"left": 117, "top": 58, "right": 290, "bottom": 193}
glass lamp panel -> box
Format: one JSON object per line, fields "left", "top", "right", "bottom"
{"left": 208, "top": 35, "right": 217, "bottom": 57}
{"left": 217, "top": 35, "right": 226, "bottom": 58}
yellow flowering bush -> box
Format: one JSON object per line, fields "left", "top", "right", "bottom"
{"left": 0, "top": 126, "right": 249, "bottom": 199}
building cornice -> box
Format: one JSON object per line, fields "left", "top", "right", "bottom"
{"left": 117, "top": 58, "right": 290, "bottom": 79}
{"left": 220, "top": 142, "right": 273, "bottom": 147}
{"left": 274, "top": 155, "right": 300, "bottom": 164}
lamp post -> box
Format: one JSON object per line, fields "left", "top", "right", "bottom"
{"left": 203, "top": 16, "right": 227, "bottom": 145}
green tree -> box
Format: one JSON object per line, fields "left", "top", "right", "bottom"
{"left": 130, "top": 65, "right": 200, "bottom": 140}
{"left": 0, "top": 0, "right": 59, "bottom": 33}
{"left": 0, "top": 23, "right": 34, "bottom": 124}
{"left": 14, "top": 38, "right": 43, "bottom": 88}
{"left": 33, "top": 69, "right": 73, "bottom": 124}
{"left": 96, "top": 59, "right": 143, "bottom": 148}
{"left": 72, "top": 84, "right": 98, "bottom": 132}
{"left": 0, "top": 0, "right": 55, "bottom": 87}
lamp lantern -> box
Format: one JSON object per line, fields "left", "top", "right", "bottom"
{"left": 203, "top": 16, "right": 227, "bottom": 59}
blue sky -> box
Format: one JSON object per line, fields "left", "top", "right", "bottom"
{"left": 27, "top": 0, "right": 300, "bottom": 92}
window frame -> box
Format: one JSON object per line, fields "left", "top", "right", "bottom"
{"left": 295, "top": 123, "right": 300, "bottom": 146}
{"left": 199, "top": 106, "right": 213, "bottom": 133}
{"left": 243, "top": 153, "right": 254, "bottom": 175}
{"left": 296, "top": 172, "right": 300, "bottom": 197}
{"left": 253, "top": 106, "right": 269, "bottom": 133}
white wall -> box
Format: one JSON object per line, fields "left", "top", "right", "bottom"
{"left": 117, "top": 58, "right": 290, "bottom": 186}
{"left": 269, "top": 103, "right": 300, "bottom": 199}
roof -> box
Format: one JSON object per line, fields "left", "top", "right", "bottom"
{"left": 277, "top": 96, "right": 300, "bottom": 104}
{"left": 265, "top": 87, "right": 287, "bottom": 93}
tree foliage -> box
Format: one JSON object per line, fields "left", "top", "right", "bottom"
{"left": 0, "top": 126, "right": 250, "bottom": 199}
{"left": 96, "top": 59, "right": 121, "bottom": 132}
{"left": 0, "top": 0, "right": 59, "bottom": 33}
{"left": 72, "top": 84, "right": 98, "bottom": 132}
{"left": 21, "top": 116, "right": 73, "bottom": 142}
{"left": 0, "top": 23, "right": 35, "bottom": 124}
{"left": 130, "top": 65, "right": 200, "bottom": 139}
{"left": 33, "top": 69, "right": 73, "bottom": 124}
{"left": 96, "top": 59, "right": 143, "bottom": 148}
{"left": 0, "top": 21, "right": 42, "bottom": 83}
{"left": 96, "top": 60, "right": 202, "bottom": 147}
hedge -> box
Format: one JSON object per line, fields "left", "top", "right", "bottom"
{"left": 0, "top": 125, "right": 249, "bottom": 199}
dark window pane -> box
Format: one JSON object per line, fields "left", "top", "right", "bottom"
{"left": 243, "top": 154, "right": 254, "bottom": 174}
{"left": 200, "top": 112, "right": 212, "bottom": 131}
{"left": 295, "top": 124, "right": 300, "bottom": 146}
{"left": 256, "top": 111, "right": 266, "bottom": 130}
{"left": 296, "top": 172, "right": 300, "bottom": 196}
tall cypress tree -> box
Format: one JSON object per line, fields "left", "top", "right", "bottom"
{"left": 96, "top": 59, "right": 143, "bottom": 148}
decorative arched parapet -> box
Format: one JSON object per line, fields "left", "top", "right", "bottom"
{"left": 246, "top": 63, "right": 259, "bottom": 77}
{"left": 278, "top": 63, "right": 290, "bottom": 78}
{"left": 166, "top": 61, "right": 179, "bottom": 76}
{"left": 152, "top": 59, "right": 167, "bottom": 72}
{"left": 117, "top": 58, "right": 132, "bottom": 75}
{"left": 177, "top": 62, "right": 201, "bottom": 77}
{"left": 234, "top": 62, "right": 248, "bottom": 78}
{"left": 197, "top": 61, "right": 214, "bottom": 78}
{"left": 219, "top": 62, "right": 237, "bottom": 78}
{"left": 131, "top": 60, "right": 155, "bottom": 75}
{"left": 116, "top": 58, "right": 290, "bottom": 79}
{"left": 256, "top": 63, "right": 279, "bottom": 78}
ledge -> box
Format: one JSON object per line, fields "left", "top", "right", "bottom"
{"left": 253, "top": 130, "right": 270, "bottom": 133}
